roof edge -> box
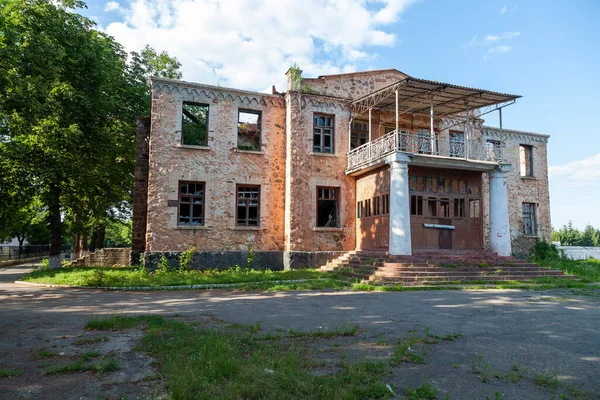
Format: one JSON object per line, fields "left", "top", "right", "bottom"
{"left": 483, "top": 125, "right": 550, "bottom": 139}
{"left": 303, "top": 68, "right": 409, "bottom": 80}
{"left": 150, "top": 77, "right": 282, "bottom": 99}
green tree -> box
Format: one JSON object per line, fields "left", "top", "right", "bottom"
{"left": 0, "top": 0, "right": 136, "bottom": 267}
{"left": 580, "top": 225, "right": 596, "bottom": 247}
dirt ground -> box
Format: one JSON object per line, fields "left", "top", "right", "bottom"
{"left": 1, "top": 263, "right": 599, "bottom": 399}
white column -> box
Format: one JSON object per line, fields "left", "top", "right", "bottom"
{"left": 388, "top": 154, "right": 412, "bottom": 255}
{"left": 489, "top": 165, "right": 512, "bottom": 256}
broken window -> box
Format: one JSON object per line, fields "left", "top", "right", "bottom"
{"left": 182, "top": 102, "right": 208, "bottom": 146}
{"left": 486, "top": 140, "right": 501, "bottom": 161}
{"left": 238, "top": 110, "right": 261, "bottom": 151}
{"left": 317, "top": 187, "right": 339, "bottom": 227}
{"left": 178, "top": 181, "right": 205, "bottom": 226}
{"left": 453, "top": 198, "right": 465, "bottom": 218}
{"left": 236, "top": 185, "right": 260, "bottom": 226}
{"left": 417, "top": 131, "right": 432, "bottom": 154}
{"left": 523, "top": 203, "right": 537, "bottom": 235}
{"left": 313, "top": 114, "right": 334, "bottom": 153}
{"left": 449, "top": 131, "right": 465, "bottom": 157}
{"left": 439, "top": 198, "right": 450, "bottom": 218}
{"left": 357, "top": 201, "right": 363, "bottom": 219}
{"left": 427, "top": 199, "right": 437, "bottom": 217}
{"left": 350, "top": 121, "right": 368, "bottom": 149}
{"left": 382, "top": 194, "right": 389, "bottom": 215}
{"left": 469, "top": 199, "right": 480, "bottom": 218}
{"left": 519, "top": 145, "right": 534, "bottom": 177}
{"left": 411, "top": 195, "right": 423, "bottom": 216}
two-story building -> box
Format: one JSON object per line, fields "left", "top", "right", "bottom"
{"left": 132, "top": 68, "right": 551, "bottom": 269}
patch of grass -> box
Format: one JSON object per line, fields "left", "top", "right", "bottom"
{"left": 21, "top": 265, "right": 334, "bottom": 288}
{"left": 288, "top": 323, "right": 359, "bottom": 338}
{"left": 451, "top": 362, "right": 460, "bottom": 368}
{"left": 538, "top": 258, "right": 600, "bottom": 282}
{"left": 73, "top": 336, "right": 108, "bottom": 345}
{"left": 44, "top": 353, "right": 118, "bottom": 376}
{"left": 442, "top": 332, "right": 464, "bottom": 341}
{"left": 95, "top": 358, "right": 120, "bottom": 374}
{"left": 37, "top": 348, "right": 58, "bottom": 358}
{"left": 535, "top": 370, "right": 561, "bottom": 390}
{"left": 80, "top": 351, "right": 101, "bottom": 362}
{"left": 375, "top": 335, "right": 389, "bottom": 346}
{"left": 0, "top": 368, "right": 23, "bottom": 378}
{"left": 406, "top": 382, "right": 437, "bottom": 400}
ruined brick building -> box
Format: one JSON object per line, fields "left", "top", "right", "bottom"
{"left": 132, "top": 69, "right": 551, "bottom": 269}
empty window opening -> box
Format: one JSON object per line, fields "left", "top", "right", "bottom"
{"left": 313, "top": 114, "right": 334, "bottom": 153}
{"left": 357, "top": 201, "right": 363, "bottom": 219}
{"left": 427, "top": 199, "right": 437, "bottom": 217}
{"left": 350, "top": 121, "right": 368, "bottom": 149}
{"left": 364, "top": 198, "right": 372, "bottom": 217}
{"left": 382, "top": 194, "right": 389, "bottom": 215}
{"left": 523, "top": 203, "right": 537, "bottom": 235}
{"left": 486, "top": 140, "right": 501, "bottom": 160}
{"left": 238, "top": 110, "right": 261, "bottom": 151}
{"left": 449, "top": 131, "right": 465, "bottom": 157}
{"left": 317, "top": 187, "right": 339, "bottom": 227}
{"left": 453, "top": 198, "right": 465, "bottom": 218}
{"left": 469, "top": 199, "right": 480, "bottom": 218}
{"left": 411, "top": 195, "right": 423, "bottom": 216}
{"left": 236, "top": 185, "right": 260, "bottom": 226}
{"left": 439, "top": 199, "right": 450, "bottom": 218}
{"left": 520, "top": 145, "right": 534, "bottom": 177}
{"left": 182, "top": 102, "right": 208, "bottom": 146}
{"left": 179, "top": 181, "right": 205, "bottom": 226}
{"left": 373, "top": 196, "right": 381, "bottom": 216}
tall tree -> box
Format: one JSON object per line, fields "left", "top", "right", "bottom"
{"left": 0, "top": 0, "right": 135, "bottom": 267}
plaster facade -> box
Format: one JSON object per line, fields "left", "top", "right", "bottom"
{"left": 136, "top": 69, "right": 552, "bottom": 268}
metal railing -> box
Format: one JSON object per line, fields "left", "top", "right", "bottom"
{"left": 0, "top": 245, "right": 71, "bottom": 261}
{"left": 347, "top": 130, "right": 506, "bottom": 171}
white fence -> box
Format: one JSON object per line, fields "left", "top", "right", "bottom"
{"left": 556, "top": 246, "right": 600, "bottom": 260}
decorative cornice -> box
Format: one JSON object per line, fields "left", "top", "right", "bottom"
{"left": 151, "top": 80, "right": 284, "bottom": 108}
{"left": 482, "top": 126, "right": 549, "bottom": 144}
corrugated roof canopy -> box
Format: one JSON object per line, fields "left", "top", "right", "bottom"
{"left": 352, "top": 76, "right": 521, "bottom": 117}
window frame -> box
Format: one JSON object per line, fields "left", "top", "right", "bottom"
{"left": 237, "top": 109, "right": 262, "bottom": 151}
{"left": 350, "top": 120, "right": 368, "bottom": 150}
{"left": 313, "top": 113, "right": 335, "bottom": 154}
{"left": 181, "top": 102, "right": 209, "bottom": 146}
{"left": 522, "top": 202, "right": 537, "bottom": 235}
{"left": 519, "top": 144, "right": 534, "bottom": 177}
{"left": 236, "top": 184, "right": 261, "bottom": 227}
{"left": 178, "top": 181, "right": 206, "bottom": 226}
{"left": 316, "top": 186, "right": 340, "bottom": 227}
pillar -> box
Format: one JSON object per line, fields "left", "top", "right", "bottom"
{"left": 387, "top": 153, "right": 412, "bottom": 255}
{"left": 489, "top": 165, "right": 512, "bottom": 256}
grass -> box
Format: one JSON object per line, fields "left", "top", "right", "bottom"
{"left": 73, "top": 336, "right": 108, "bottom": 345}
{"left": 0, "top": 368, "right": 23, "bottom": 378}
{"left": 405, "top": 382, "right": 437, "bottom": 400}
{"left": 44, "top": 351, "right": 119, "bottom": 375}
{"left": 539, "top": 258, "right": 600, "bottom": 282}
{"left": 21, "top": 265, "right": 336, "bottom": 288}
{"left": 534, "top": 370, "right": 561, "bottom": 390}
{"left": 288, "top": 323, "right": 359, "bottom": 338}
{"left": 88, "top": 315, "right": 394, "bottom": 399}
{"left": 37, "top": 348, "right": 58, "bottom": 358}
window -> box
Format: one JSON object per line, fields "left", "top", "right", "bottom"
{"left": 373, "top": 196, "right": 381, "bottom": 216}
{"left": 382, "top": 194, "right": 389, "bottom": 215}
{"left": 427, "top": 199, "right": 437, "bottom": 217}
{"left": 364, "top": 198, "right": 372, "bottom": 217}
{"left": 453, "top": 198, "right": 465, "bottom": 218}
{"left": 523, "top": 203, "right": 537, "bottom": 235}
{"left": 182, "top": 102, "right": 208, "bottom": 146}
{"left": 449, "top": 131, "right": 465, "bottom": 157}
{"left": 486, "top": 140, "right": 501, "bottom": 161}
{"left": 357, "top": 201, "right": 363, "bottom": 219}
{"left": 236, "top": 185, "right": 260, "bottom": 226}
{"left": 178, "top": 182, "right": 205, "bottom": 226}
{"left": 350, "top": 121, "right": 368, "bottom": 149}
{"left": 417, "top": 131, "right": 432, "bottom": 154}
{"left": 469, "top": 199, "right": 480, "bottom": 218}
{"left": 411, "top": 195, "right": 423, "bottom": 216}
{"left": 238, "top": 110, "right": 261, "bottom": 151}
{"left": 313, "top": 114, "right": 334, "bottom": 153}
{"left": 439, "top": 199, "right": 450, "bottom": 218}
{"left": 520, "top": 145, "right": 534, "bottom": 176}
{"left": 317, "top": 187, "right": 339, "bottom": 227}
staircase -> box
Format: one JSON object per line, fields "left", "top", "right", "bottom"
{"left": 320, "top": 250, "right": 576, "bottom": 286}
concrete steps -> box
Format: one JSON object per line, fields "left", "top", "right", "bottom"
{"left": 320, "top": 249, "right": 576, "bottom": 286}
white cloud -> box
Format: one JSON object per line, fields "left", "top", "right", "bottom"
{"left": 488, "top": 45, "right": 512, "bottom": 54}
{"left": 104, "top": 1, "right": 121, "bottom": 12}
{"left": 500, "top": 5, "right": 507, "bottom": 14}
{"left": 549, "top": 153, "right": 600, "bottom": 185}
{"left": 103, "top": 0, "right": 417, "bottom": 92}
{"left": 464, "top": 31, "right": 519, "bottom": 60}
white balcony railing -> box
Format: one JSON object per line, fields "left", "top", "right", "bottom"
{"left": 347, "top": 130, "right": 506, "bottom": 171}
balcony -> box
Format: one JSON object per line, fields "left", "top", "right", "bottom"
{"left": 346, "top": 130, "right": 506, "bottom": 174}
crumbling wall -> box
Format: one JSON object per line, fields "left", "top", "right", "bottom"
{"left": 70, "top": 248, "right": 131, "bottom": 267}
{"left": 146, "top": 80, "right": 286, "bottom": 252}
{"left": 483, "top": 127, "right": 551, "bottom": 257}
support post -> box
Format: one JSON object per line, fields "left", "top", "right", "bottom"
{"left": 489, "top": 165, "right": 512, "bottom": 256}
{"left": 368, "top": 108, "right": 372, "bottom": 143}
{"left": 465, "top": 102, "right": 470, "bottom": 159}
{"left": 387, "top": 153, "right": 412, "bottom": 255}
{"left": 429, "top": 94, "right": 436, "bottom": 154}
{"left": 395, "top": 90, "right": 399, "bottom": 132}
{"left": 348, "top": 116, "right": 353, "bottom": 152}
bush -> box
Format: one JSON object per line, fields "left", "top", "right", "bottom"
{"left": 531, "top": 239, "right": 562, "bottom": 262}
{"left": 156, "top": 254, "right": 171, "bottom": 274}
{"left": 178, "top": 245, "right": 195, "bottom": 272}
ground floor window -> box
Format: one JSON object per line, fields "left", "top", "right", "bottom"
{"left": 317, "top": 187, "right": 339, "bottom": 227}
{"left": 179, "top": 181, "right": 205, "bottom": 226}
{"left": 237, "top": 185, "right": 260, "bottom": 226}
{"left": 523, "top": 203, "right": 537, "bottom": 235}
{"left": 382, "top": 194, "right": 389, "bottom": 215}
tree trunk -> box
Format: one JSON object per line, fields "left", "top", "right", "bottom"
{"left": 48, "top": 184, "right": 62, "bottom": 269}
{"left": 95, "top": 226, "right": 105, "bottom": 249}
{"left": 89, "top": 230, "right": 98, "bottom": 253}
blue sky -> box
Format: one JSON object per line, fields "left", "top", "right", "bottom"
{"left": 81, "top": 0, "right": 600, "bottom": 230}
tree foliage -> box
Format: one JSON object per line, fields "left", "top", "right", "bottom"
{"left": 552, "top": 222, "right": 600, "bottom": 247}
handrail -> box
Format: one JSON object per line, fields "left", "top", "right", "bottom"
{"left": 347, "top": 130, "right": 506, "bottom": 171}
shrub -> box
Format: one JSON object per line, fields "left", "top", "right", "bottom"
{"left": 531, "top": 239, "right": 562, "bottom": 261}
{"left": 156, "top": 254, "right": 171, "bottom": 274}
{"left": 179, "top": 245, "right": 195, "bottom": 272}
{"left": 246, "top": 248, "right": 255, "bottom": 270}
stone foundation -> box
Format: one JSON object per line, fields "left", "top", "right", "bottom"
{"left": 143, "top": 250, "right": 346, "bottom": 271}
{"left": 70, "top": 248, "right": 131, "bottom": 267}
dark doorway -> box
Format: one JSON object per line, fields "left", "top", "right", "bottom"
{"left": 439, "top": 229, "right": 452, "bottom": 249}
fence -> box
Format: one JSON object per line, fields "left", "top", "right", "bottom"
{"left": 0, "top": 245, "right": 71, "bottom": 261}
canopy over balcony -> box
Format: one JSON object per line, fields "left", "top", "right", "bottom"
{"left": 351, "top": 76, "right": 521, "bottom": 118}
